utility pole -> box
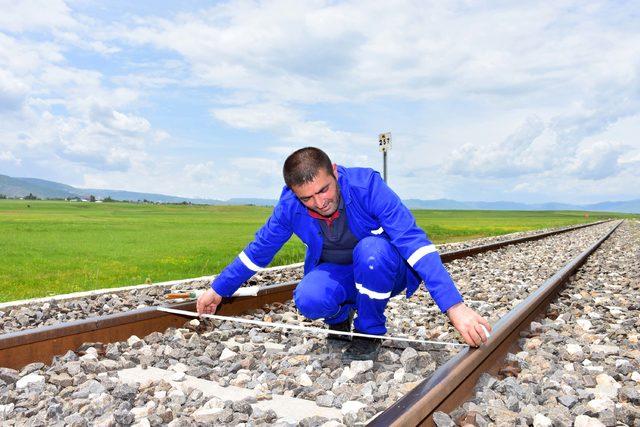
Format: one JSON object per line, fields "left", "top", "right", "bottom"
{"left": 378, "top": 132, "right": 392, "bottom": 183}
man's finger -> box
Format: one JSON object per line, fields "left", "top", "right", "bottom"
{"left": 476, "top": 324, "right": 490, "bottom": 342}
{"left": 479, "top": 317, "right": 492, "bottom": 332}
{"left": 203, "top": 303, "right": 217, "bottom": 315}
{"left": 463, "top": 330, "right": 478, "bottom": 348}
{"left": 470, "top": 327, "right": 482, "bottom": 347}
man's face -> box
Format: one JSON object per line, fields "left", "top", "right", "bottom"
{"left": 291, "top": 164, "right": 340, "bottom": 217}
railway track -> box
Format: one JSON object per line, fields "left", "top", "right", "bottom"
{"left": 0, "top": 219, "right": 608, "bottom": 370}
{"left": 0, "top": 219, "right": 624, "bottom": 425}
{"left": 371, "top": 220, "right": 623, "bottom": 426}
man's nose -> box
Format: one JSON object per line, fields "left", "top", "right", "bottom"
{"left": 313, "top": 195, "right": 324, "bottom": 207}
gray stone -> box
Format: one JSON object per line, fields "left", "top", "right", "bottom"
{"left": 432, "top": 411, "right": 455, "bottom": 427}
{"left": 533, "top": 413, "right": 552, "bottom": 427}
{"left": 614, "top": 359, "right": 634, "bottom": 375}
{"left": 475, "top": 372, "right": 497, "bottom": 390}
{"left": 574, "top": 415, "right": 605, "bottom": 427}
{"left": 105, "top": 344, "right": 120, "bottom": 360}
{"left": 67, "top": 361, "right": 84, "bottom": 376}
{"left": 20, "top": 362, "right": 44, "bottom": 375}
{"left": 315, "top": 394, "right": 334, "bottom": 407}
{"left": 547, "top": 405, "right": 572, "bottom": 427}
{"left": 169, "top": 389, "right": 186, "bottom": 405}
{"left": 596, "top": 410, "right": 616, "bottom": 427}
{"left": 486, "top": 403, "right": 517, "bottom": 424}
{"left": 594, "top": 374, "right": 620, "bottom": 399}
{"left": 558, "top": 394, "right": 578, "bottom": 408}
{"left": 298, "top": 415, "right": 330, "bottom": 427}
{"left": 219, "top": 348, "right": 237, "bottom": 361}
{"left": 100, "top": 359, "right": 119, "bottom": 371}
{"left": 186, "top": 365, "right": 212, "bottom": 378}
{"left": 191, "top": 407, "right": 223, "bottom": 423}
{"left": 400, "top": 347, "right": 419, "bottom": 370}
{"left": 589, "top": 345, "right": 619, "bottom": 357}
{"left": 0, "top": 368, "right": 19, "bottom": 384}
{"left": 72, "top": 379, "right": 106, "bottom": 398}
{"left": 114, "top": 409, "right": 135, "bottom": 425}
{"left": 0, "top": 403, "right": 15, "bottom": 419}
{"left": 64, "top": 412, "right": 88, "bottom": 427}
{"left": 231, "top": 399, "right": 253, "bottom": 415}
{"left": 349, "top": 360, "right": 373, "bottom": 376}
{"left": 505, "top": 395, "right": 520, "bottom": 412}
{"left": 112, "top": 383, "right": 137, "bottom": 400}
{"left": 619, "top": 386, "right": 639, "bottom": 404}
{"left": 49, "top": 372, "right": 73, "bottom": 387}
{"left": 16, "top": 373, "right": 45, "bottom": 389}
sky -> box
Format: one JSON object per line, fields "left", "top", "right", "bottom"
{"left": 1, "top": 0, "right": 639, "bottom": 204}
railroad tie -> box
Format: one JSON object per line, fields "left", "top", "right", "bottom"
{"left": 157, "top": 306, "right": 469, "bottom": 348}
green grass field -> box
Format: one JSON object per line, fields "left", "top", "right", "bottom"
{"left": 1, "top": 200, "right": 636, "bottom": 302}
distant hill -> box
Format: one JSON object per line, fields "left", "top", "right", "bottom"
{"left": 402, "top": 198, "right": 640, "bottom": 213}
{"left": 1, "top": 174, "right": 638, "bottom": 213}
{"left": 0, "top": 174, "right": 277, "bottom": 205}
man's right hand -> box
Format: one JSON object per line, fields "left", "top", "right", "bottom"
{"left": 196, "top": 288, "right": 223, "bottom": 315}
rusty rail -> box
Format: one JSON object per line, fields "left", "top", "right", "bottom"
{"left": 0, "top": 219, "right": 609, "bottom": 371}
{"left": 369, "top": 220, "right": 622, "bottom": 426}
{"left": 0, "top": 282, "right": 296, "bottom": 370}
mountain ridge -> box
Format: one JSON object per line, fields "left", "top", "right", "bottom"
{"left": 1, "top": 174, "right": 638, "bottom": 213}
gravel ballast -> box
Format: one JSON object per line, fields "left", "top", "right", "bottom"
{"left": 437, "top": 220, "right": 640, "bottom": 426}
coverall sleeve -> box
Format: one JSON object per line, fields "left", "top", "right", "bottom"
{"left": 211, "top": 204, "right": 293, "bottom": 297}
{"left": 367, "top": 172, "right": 463, "bottom": 312}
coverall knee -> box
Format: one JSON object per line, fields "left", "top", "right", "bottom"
{"left": 293, "top": 236, "right": 408, "bottom": 335}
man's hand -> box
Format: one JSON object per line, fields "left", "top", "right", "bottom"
{"left": 446, "top": 302, "right": 492, "bottom": 347}
{"left": 196, "top": 288, "right": 223, "bottom": 315}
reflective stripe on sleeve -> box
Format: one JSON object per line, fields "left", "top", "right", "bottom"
{"left": 238, "top": 251, "right": 262, "bottom": 272}
{"left": 355, "top": 283, "right": 391, "bottom": 300}
{"left": 407, "top": 244, "right": 437, "bottom": 267}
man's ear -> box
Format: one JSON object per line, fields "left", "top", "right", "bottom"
{"left": 332, "top": 163, "right": 338, "bottom": 179}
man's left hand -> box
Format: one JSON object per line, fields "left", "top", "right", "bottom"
{"left": 446, "top": 302, "right": 492, "bottom": 347}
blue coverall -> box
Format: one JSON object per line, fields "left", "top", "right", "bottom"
{"left": 211, "top": 166, "right": 463, "bottom": 334}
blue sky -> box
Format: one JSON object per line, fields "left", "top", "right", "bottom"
{"left": 1, "top": 1, "right": 639, "bottom": 203}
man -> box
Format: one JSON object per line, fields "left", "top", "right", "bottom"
{"left": 197, "top": 147, "right": 491, "bottom": 360}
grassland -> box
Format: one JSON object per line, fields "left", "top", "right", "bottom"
{"left": 0, "top": 200, "right": 635, "bottom": 302}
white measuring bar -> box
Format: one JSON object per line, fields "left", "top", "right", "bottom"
{"left": 157, "top": 306, "right": 469, "bottom": 348}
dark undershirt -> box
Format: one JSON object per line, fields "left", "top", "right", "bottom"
{"left": 312, "top": 196, "right": 359, "bottom": 264}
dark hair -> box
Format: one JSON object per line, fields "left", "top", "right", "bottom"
{"left": 283, "top": 147, "right": 334, "bottom": 188}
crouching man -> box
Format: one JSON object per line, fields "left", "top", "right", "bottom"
{"left": 197, "top": 147, "right": 491, "bottom": 360}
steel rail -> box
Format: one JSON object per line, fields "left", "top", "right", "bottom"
{"left": 0, "top": 282, "right": 296, "bottom": 369}
{"left": 0, "top": 219, "right": 609, "bottom": 370}
{"left": 369, "top": 220, "right": 623, "bottom": 427}
{"left": 438, "top": 219, "right": 608, "bottom": 262}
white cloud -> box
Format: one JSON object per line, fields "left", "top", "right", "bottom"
{"left": 106, "top": 110, "right": 151, "bottom": 135}
{"left": 0, "top": 68, "right": 29, "bottom": 111}
{"left": 115, "top": 1, "right": 640, "bottom": 106}
{"left": 565, "top": 141, "right": 627, "bottom": 180}
{"left": 213, "top": 101, "right": 373, "bottom": 166}
{"left": 0, "top": 21, "right": 161, "bottom": 175}
{"left": 185, "top": 161, "right": 216, "bottom": 183}
{"left": 0, "top": 0, "right": 78, "bottom": 33}
{"left": 0, "top": 150, "right": 21, "bottom": 165}
{"left": 445, "top": 116, "right": 552, "bottom": 178}
{"left": 212, "top": 103, "right": 298, "bottom": 132}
